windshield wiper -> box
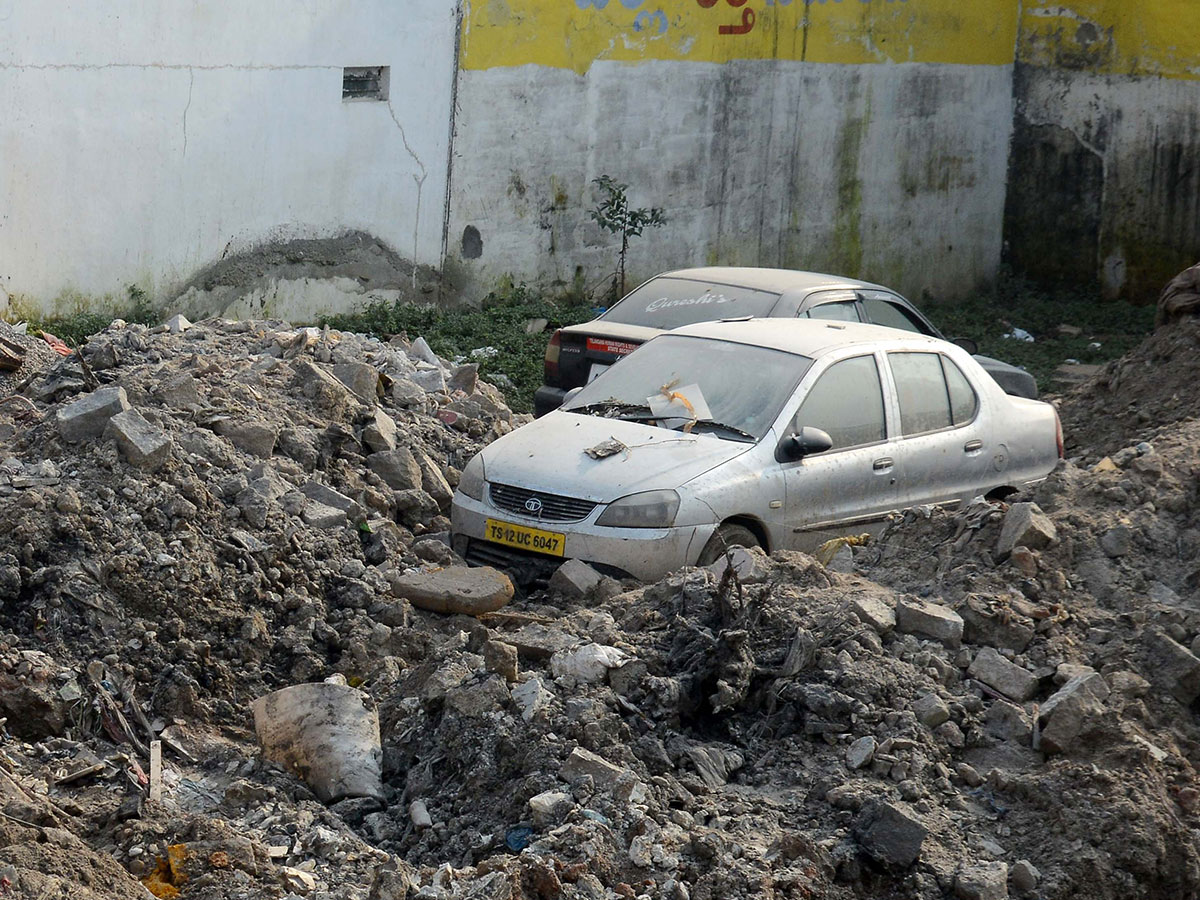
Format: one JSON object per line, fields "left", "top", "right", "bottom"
{"left": 689, "top": 420, "right": 756, "bottom": 442}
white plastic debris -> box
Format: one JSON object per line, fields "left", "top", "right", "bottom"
{"left": 1002, "top": 327, "right": 1035, "bottom": 342}
{"left": 550, "top": 643, "right": 631, "bottom": 684}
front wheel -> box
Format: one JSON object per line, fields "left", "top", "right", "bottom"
{"left": 696, "top": 523, "right": 761, "bottom": 566}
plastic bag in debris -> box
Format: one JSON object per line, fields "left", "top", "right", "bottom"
{"left": 549, "top": 643, "right": 631, "bottom": 683}
{"left": 815, "top": 533, "right": 871, "bottom": 567}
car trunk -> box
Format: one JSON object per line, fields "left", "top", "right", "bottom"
{"left": 551, "top": 322, "right": 663, "bottom": 391}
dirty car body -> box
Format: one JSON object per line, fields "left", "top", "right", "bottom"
{"left": 453, "top": 319, "right": 1062, "bottom": 582}
{"left": 534, "top": 267, "right": 1037, "bottom": 416}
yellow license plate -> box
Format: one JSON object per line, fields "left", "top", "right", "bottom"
{"left": 485, "top": 518, "right": 566, "bottom": 557}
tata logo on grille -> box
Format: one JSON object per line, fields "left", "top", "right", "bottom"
{"left": 524, "top": 497, "right": 544, "bottom": 514}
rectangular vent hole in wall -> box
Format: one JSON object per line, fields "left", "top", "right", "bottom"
{"left": 343, "top": 66, "right": 389, "bottom": 101}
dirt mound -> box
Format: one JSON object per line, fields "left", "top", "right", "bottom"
{"left": 1058, "top": 317, "right": 1200, "bottom": 459}
{"left": 0, "top": 316, "right": 1198, "bottom": 899}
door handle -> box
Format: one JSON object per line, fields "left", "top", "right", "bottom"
{"left": 873, "top": 457, "right": 894, "bottom": 471}
{"left": 964, "top": 440, "right": 983, "bottom": 453}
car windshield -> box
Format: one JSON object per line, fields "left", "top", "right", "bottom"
{"left": 563, "top": 335, "right": 812, "bottom": 440}
{"left": 601, "top": 277, "right": 781, "bottom": 328}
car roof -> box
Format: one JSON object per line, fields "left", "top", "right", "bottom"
{"left": 653, "top": 266, "right": 891, "bottom": 295}
{"left": 668, "top": 317, "right": 949, "bottom": 357}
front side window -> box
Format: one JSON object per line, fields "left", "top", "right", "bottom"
{"left": 803, "top": 301, "right": 860, "bottom": 323}
{"left": 793, "top": 355, "right": 885, "bottom": 451}
{"left": 889, "top": 352, "right": 977, "bottom": 435}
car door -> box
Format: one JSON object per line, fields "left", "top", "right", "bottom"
{"left": 775, "top": 352, "right": 904, "bottom": 552}
{"left": 883, "top": 350, "right": 995, "bottom": 510}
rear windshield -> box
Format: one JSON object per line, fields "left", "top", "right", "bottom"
{"left": 602, "top": 277, "right": 781, "bottom": 329}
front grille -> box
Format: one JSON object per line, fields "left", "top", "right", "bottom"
{"left": 489, "top": 482, "right": 596, "bottom": 522}
{"left": 464, "top": 539, "right": 562, "bottom": 588}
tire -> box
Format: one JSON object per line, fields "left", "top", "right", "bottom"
{"left": 696, "top": 523, "right": 761, "bottom": 566}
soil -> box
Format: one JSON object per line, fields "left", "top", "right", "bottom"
{"left": 0, "top": 311, "right": 1197, "bottom": 900}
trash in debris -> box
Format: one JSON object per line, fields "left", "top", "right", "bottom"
{"left": 1001, "top": 326, "right": 1035, "bottom": 342}
{"left": 505, "top": 825, "right": 534, "bottom": 852}
{"left": 648, "top": 379, "right": 710, "bottom": 431}
{"left": 40, "top": 330, "right": 73, "bottom": 356}
{"left": 584, "top": 437, "right": 629, "bottom": 459}
{"left": 815, "top": 533, "right": 871, "bottom": 566}
{"left": 252, "top": 682, "right": 384, "bottom": 803}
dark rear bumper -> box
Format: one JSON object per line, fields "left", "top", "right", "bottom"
{"left": 533, "top": 385, "right": 567, "bottom": 418}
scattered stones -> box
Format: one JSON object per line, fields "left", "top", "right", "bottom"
{"left": 850, "top": 592, "right": 896, "bottom": 634}
{"left": 995, "top": 502, "right": 1057, "bottom": 557}
{"left": 560, "top": 747, "right": 630, "bottom": 790}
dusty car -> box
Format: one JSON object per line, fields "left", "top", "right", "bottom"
{"left": 452, "top": 319, "right": 1062, "bottom": 582}
{"left": 534, "top": 267, "right": 1037, "bottom": 416}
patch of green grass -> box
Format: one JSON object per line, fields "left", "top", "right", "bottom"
{"left": 927, "top": 270, "right": 1156, "bottom": 393}
{"left": 320, "top": 284, "right": 597, "bottom": 413}
{"left": 21, "top": 285, "right": 159, "bottom": 347}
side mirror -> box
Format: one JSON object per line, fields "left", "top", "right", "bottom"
{"left": 951, "top": 336, "right": 979, "bottom": 355}
{"left": 775, "top": 426, "right": 834, "bottom": 462}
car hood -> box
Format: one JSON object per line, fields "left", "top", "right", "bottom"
{"left": 479, "top": 412, "right": 753, "bottom": 502}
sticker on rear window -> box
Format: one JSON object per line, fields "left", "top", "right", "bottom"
{"left": 586, "top": 337, "right": 638, "bottom": 355}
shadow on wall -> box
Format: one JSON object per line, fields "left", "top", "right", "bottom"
{"left": 170, "top": 230, "right": 448, "bottom": 322}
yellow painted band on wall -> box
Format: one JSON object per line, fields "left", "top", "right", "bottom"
{"left": 1018, "top": 0, "right": 1200, "bottom": 79}
{"left": 461, "top": 0, "right": 1018, "bottom": 73}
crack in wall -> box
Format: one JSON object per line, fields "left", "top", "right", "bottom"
{"left": 386, "top": 98, "right": 428, "bottom": 288}
{"left": 181, "top": 67, "right": 194, "bottom": 160}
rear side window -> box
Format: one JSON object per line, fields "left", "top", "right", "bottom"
{"left": 803, "top": 301, "right": 860, "bottom": 322}
{"left": 889, "top": 352, "right": 977, "bottom": 435}
{"left": 794, "top": 355, "right": 885, "bottom": 450}
{"left": 602, "top": 277, "right": 780, "bottom": 328}
{"left": 862, "top": 297, "right": 930, "bottom": 334}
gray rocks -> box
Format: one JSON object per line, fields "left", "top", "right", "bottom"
{"left": 104, "top": 408, "right": 171, "bottom": 470}
{"left": 361, "top": 409, "right": 398, "bottom": 453}
{"left": 846, "top": 736, "right": 877, "bottom": 769}
{"left": 1010, "top": 859, "right": 1040, "bottom": 894}
{"left": 996, "top": 502, "right": 1056, "bottom": 557}
{"left": 853, "top": 799, "right": 927, "bottom": 868}
{"left": 1038, "top": 673, "right": 1109, "bottom": 754}
{"left": 56, "top": 386, "right": 130, "bottom": 442}
{"left": 333, "top": 361, "right": 381, "bottom": 401}
{"left": 549, "top": 559, "right": 620, "bottom": 604}
{"left": 984, "top": 700, "right": 1032, "bottom": 743}
{"left": 850, "top": 593, "right": 896, "bottom": 634}
{"left": 968, "top": 648, "right": 1039, "bottom": 702}
{"left": 896, "top": 597, "right": 964, "bottom": 648}
{"left": 214, "top": 420, "right": 278, "bottom": 458}
{"left": 913, "top": 692, "right": 950, "bottom": 728}
{"left": 1141, "top": 629, "right": 1200, "bottom": 704}
{"left": 389, "top": 566, "right": 513, "bottom": 616}
{"left": 955, "top": 861, "right": 1008, "bottom": 900}
{"left": 369, "top": 448, "right": 424, "bottom": 491}
{"left": 560, "top": 746, "right": 631, "bottom": 790}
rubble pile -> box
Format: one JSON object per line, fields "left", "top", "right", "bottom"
{"left": 0, "top": 313, "right": 1197, "bottom": 900}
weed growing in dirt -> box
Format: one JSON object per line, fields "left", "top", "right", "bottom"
{"left": 19, "top": 285, "right": 159, "bottom": 347}
{"left": 321, "top": 284, "right": 596, "bottom": 413}
{"left": 927, "top": 270, "right": 1156, "bottom": 393}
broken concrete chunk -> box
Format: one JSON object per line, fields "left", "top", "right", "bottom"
{"left": 414, "top": 448, "right": 454, "bottom": 507}
{"left": 1141, "top": 630, "right": 1200, "bottom": 705}
{"left": 214, "top": 420, "right": 278, "bottom": 458}
{"left": 165, "top": 313, "right": 192, "bottom": 333}
{"left": 996, "top": 502, "right": 1056, "bottom": 557}
{"left": 333, "top": 361, "right": 380, "bottom": 402}
{"left": 290, "top": 359, "right": 356, "bottom": 410}
{"left": 959, "top": 595, "right": 1034, "bottom": 653}
{"left": 369, "top": 447, "right": 424, "bottom": 491}
{"left": 505, "top": 624, "right": 580, "bottom": 661}
{"left": 850, "top": 593, "right": 896, "bottom": 634}
{"left": 483, "top": 640, "right": 519, "bottom": 683}
{"left": 529, "top": 790, "right": 573, "bottom": 827}
{"left": 361, "top": 408, "right": 398, "bottom": 453}
{"left": 157, "top": 372, "right": 201, "bottom": 408}
{"left": 685, "top": 745, "right": 744, "bottom": 789}
{"left": 56, "top": 385, "right": 130, "bottom": 442}
{"left": 302, "top": 501, "right": 348, "bottom": 529}
{"left": 301, "top": 481, "right": 360, "bottom": 516}
{"left": 549, "top": 559, "right": 621, "bottom": 603}
{"left": 409, "top": 336, "right": 441, "bottom": 367}
{"left": 1038, "top": 688, "right": 1105, "bottom": 755}
{"left": 448, "top": 363, "right": 478, "bottom": 394}
{"left": 511, "top": 676, "right": 554, "bottom": 721}
{"left": 1010, "top": 859, "right": 1040, "bottom": 894}
{"left": 846, "top": 736, "right": 877, "bottom": 770}
{"left": 560, "top": 746, "right": 630, "bottom": 790}
{"left": 104, "top": 408, "right": 171, "bottom": 471}
{"left": 1040, "top": 672, "right": 1110, "bottom": 721}
{"left": 968, "top": 648, "right": 1039, "bottom": 702}
{"left": 913, "top": 692, "right": 950, "bottom": 728}
{"left": 392, "top": 376, "right": 426, "bottom": 407}
{"left": 896, "top": 597, "right": 963, "bottom": 648}
{"left": 853, "top": 799, "right": 927, "bottom": 869}
{"left": 707, "top": 545, "right": 771, "bottom": 585}
{"left": 984, "top": 700, "right": 1032, "bottom": 743}
{"left": 955, "top": 861, "right": 1008, "bottom": 900}
{"left": 389, "top": 566, "right": 513, "bottom": 617}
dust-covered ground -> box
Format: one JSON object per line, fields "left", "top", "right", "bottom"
{"left": 0, "top": 310, "right": 1197, "bottom": 900}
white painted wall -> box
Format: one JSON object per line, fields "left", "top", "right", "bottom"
{"left": 447, "top": 61, "right": 1013, "bottom": 303}
{"left": 0, "top": 0, "right": 457, "bottom": 311}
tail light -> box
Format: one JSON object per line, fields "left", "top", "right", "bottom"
{"left": 544, "top": 330, "right": 562, "bottom": 383}
{"left": 1054, "top": 408, "right": 1064, "bottom": 459}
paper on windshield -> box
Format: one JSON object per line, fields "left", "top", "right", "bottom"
{"left": 647, "top": 382, "right": 710, "bottom": 428}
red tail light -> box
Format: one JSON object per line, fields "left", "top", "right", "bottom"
{"left": 1054, "top": 408, "right": 1064, "bottom": 459}
{"left": 544, "top": 329, "right": 562, "bottom": 383}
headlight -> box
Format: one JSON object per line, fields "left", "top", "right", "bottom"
{"left": 457, "top": 454, "right": 486, "bottom": 501}
{"left": 596, "top": 490, "right": 680, "bottom": 528}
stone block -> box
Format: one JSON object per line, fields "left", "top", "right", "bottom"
{"left": 896, "top": 597, "right": 963, "bottom": 648}
{"left": 846, "top": 736, "right": 876, "bottom": 770}
{"left": 968, "top": 648, "right": 1038, "bottom": 701}
{"left": 104, "top": 408, "right": 171, "bottom": 470}
{"left": 549, "top": 559, "right": 620, "bottom": 603}
{"left": 333, "top": 362, "right": 380, "bottom": 401}
{"left": 955, "top": 861, "right": 1008, "bottom": 900}
{"left": 1010, "top": 860, "right": 1039, "bottom": 894}
{"left": 369, "top": 448, "right": 424, "bottom": 491}
{"left": 301, "top": 481, "right": 360, "bottom": 515}
{"left": 1039, "top": 672, "right": 1109, "bottom": 721}
{"left": 707, "top": 545, "right": 771, "bottom": 585}
{"left": 362, "top": 409, "right": 397, "bottom": 453}
{"left": 302, "top": 501, "right": 347, "bottom": 529}
{"left": 959, "top": 595, "right": 1034, "bottom": 652}
{"left": 853, "top": 799, "right": 927, "bottom": 868}
{"left": 850, "top": 593, "right": 896, "bottom": 634}
{"left": 913, "top": 692, "right": 950, "bottom": 728}
{"left": 415, "top": 449, "right": 454, "bottom": 507}
{"left": 528, "top": 790, "right": 573, "bottom": 828}
{"left": 215, "top": 420, "right": 277, "bottom": 458}
{"left": 389, "top": 566, "right": 513, "bottom": 617}
{"left": 484, "top": 640, "right": 519, "bottom": 683}
{"left": 512, "top": 676, "right": 554, "bottom": 721}
{"left": 56, "top": 385, "right": 130, "bottom": 442}
{"left": 560, "top": 747, "right": 630, "bottom": 790}
{"left": 391, "top": 377, "right": 425, "bottom": 407}
{"left": 996, "top": 502, "right": 1056, "bottom": 557}
{"left": 411, "top": 367, "right": 446, "bottom": 393}
{"left": 984, "top": 700, "right": 1032, "bottom": 743}
{"left": 1141, "top": 630, "right": 1200, "bottom": 704}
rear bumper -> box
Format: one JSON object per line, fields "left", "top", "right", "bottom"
{"left": 533, "top": 385, "right": 567, "bottom": 418}
{"left": 450, "top": 490, "right": 713, "bottom": 582}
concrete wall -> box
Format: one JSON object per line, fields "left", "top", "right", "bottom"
{"left": 447, "top": 0, "right": 1019, "bottom": 302}
{"left": 1006, "top": 1, "right": 1200, "bottom": 300}
{"left": 0, "top": 0, "right": 458, "bottom": 316}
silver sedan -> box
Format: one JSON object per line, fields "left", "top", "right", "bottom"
{"left": 452, "top": 319, "right": 1062, "bottom": 582}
